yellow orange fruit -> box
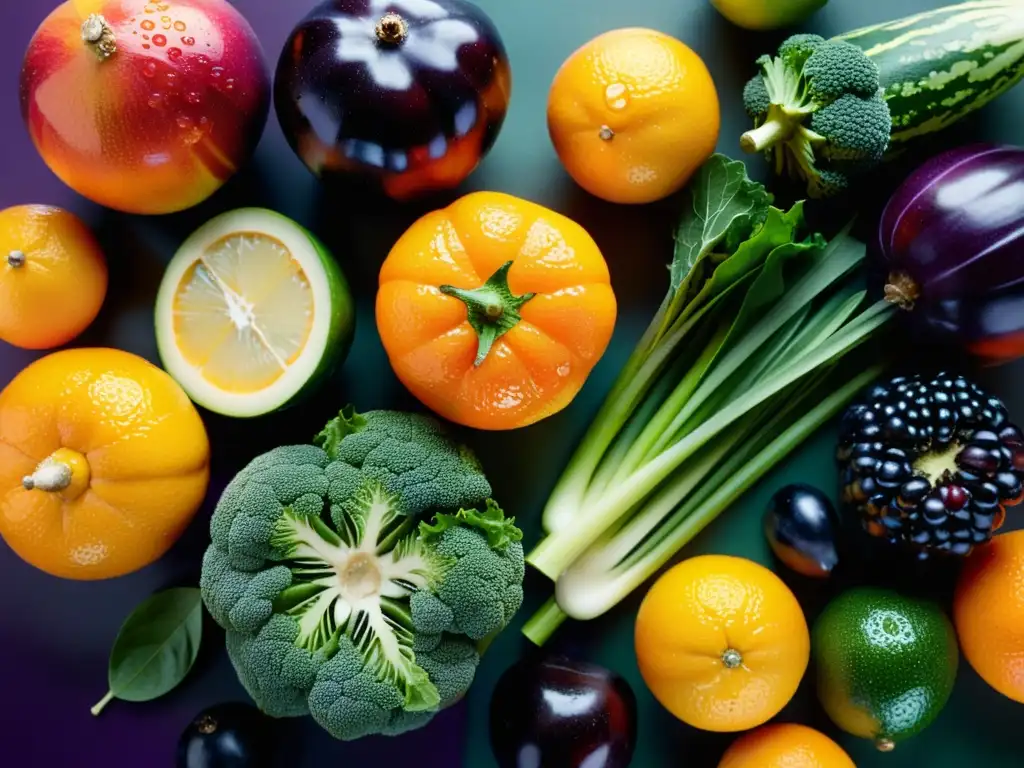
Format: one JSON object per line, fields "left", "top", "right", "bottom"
{"left": 0, "top": 348, "right": 210, "bottom": 579}
{"left": 547, "top": 28, "right": 720, "bottom": 204}
{"left": 718, "top": 723, "right": 856, "bottom": 768}
{"left": 635, "top": 554, "right": 810, "bottom": 732}
{"left": 953, "top": 529, "right": 1024, "bottom": 703}
{"left": 0, "top": 204, "right": 108, "bottom": 349}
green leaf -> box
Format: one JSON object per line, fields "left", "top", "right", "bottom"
{"left": 91, "top": 587, "right": 203, "bottom": 716}
{"left": 314, "top": 405, "right": 366, "bottom": 460}
{"left": 670, "top": 154, "right": 772, "bottom": 296}
{"left": 419, "top": 499, "right": 523, "bottom": 552}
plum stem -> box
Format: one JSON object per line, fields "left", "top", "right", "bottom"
{"left": 6, "top": 250, "right": 25, "bottom": 268}
{"left": 375, "top": 12, "right": 408, "bottom": 46}
{"left": 81, "top": 14, "right": 117, "bottom": 61}
{"left": 884, "top": 271, "right": 920, "bottom": 311}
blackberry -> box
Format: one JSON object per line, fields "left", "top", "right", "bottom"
{"left": 838, "top": 373, "right": 1024, "bottom": 559}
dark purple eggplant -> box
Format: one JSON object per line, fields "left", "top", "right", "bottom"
{"left": 876, "top": 143, "right": 1024, "bottom": 363}
{"left": 274, "top": 0, "right": 511, "bottom": 201}
{"left": 489, "top": 656, "right": 637, "bottom": 768}
{"left": 763, "top": 484, "right": 841, "bottom": 579}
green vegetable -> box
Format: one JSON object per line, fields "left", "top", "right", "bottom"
{"left": 741, "top": 34, "right": 892, "bottom": 198}
{"left": 522, "top": 154, "right": 895, "bottom": 645}
{"left": 839, "top": 0, "right": 1024, "bottom": 149}
{"left": 709, "top": 0, "right": 827, "bottom": 32}
{"left": 199, "top": 408, "right": 524, "bottom": 741}
{"left": 91, "top": 587, "right": 203, "bottom": 716}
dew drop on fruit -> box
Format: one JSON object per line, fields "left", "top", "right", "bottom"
{"left": 605, "top": 82, "right": 630, "bottom": 111}
{"left": 143, "top": 34, "right": 150, "bottom": 40}
{"left": 141, "top": 19, "right": 155, "bottom": 31}
{"left": 182, "top": 36, "right": 195, "bottom": 46}
{"left": 144, "top": 5, "right": 156, "bottom": 14}
{"left": 196, "top": 55, "right": 210, "bottom": 67}
{"left": 143, "top": 61, "right": 157, "bottom": 78}
{"left": 161, "top": 16, "right": 172, "bottom": 30}
{"left": 148, "top": 93, "right": 163, "bottom": 109}
{"left": 186, "top": 91, "right": 201, "bottom": 105}
{"left": 165, "top": 72, "right": 177, "bottom": 86}
{"left": 142, "top": 43, "right": 151, "bottom": 49}
{"left": 174, "top": 20, "right": 186, "bottom": 32}
{"left": 225, "top": 79, "right": 235, "bottom": 91}
{"left": 210, "top": 66, "right": 224, "bottom": 80}
{"left": 153, "top": 34, "right": 167, "bottom": 47}
{"left": 168, "top": 47, "right": 182, "bottom": 61}
{"left": 176, "top": 115, "right": 193, "bottom": 130}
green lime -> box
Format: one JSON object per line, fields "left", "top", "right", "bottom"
{"left": 155, "top": 208, "right": 354, "bottom": 418}
{"left": 812, "top": 587, "right": 958, "bottom": 752}
{"left": 709, "top": 0, "right": 827, "bottom": 31}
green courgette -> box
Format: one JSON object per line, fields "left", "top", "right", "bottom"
{"left": 837, "top": 0, "right": 1024, "bottom": 147}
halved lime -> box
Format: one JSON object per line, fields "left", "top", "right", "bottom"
{"left": 155, "top": 208, "right": 354, "bottom": 418}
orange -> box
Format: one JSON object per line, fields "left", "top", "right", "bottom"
{"left": 953, "top": 528, "right": 1024, "bottom": 703}
{"left": 635, "top": 554, "right": 810, "bottom": 732}
{"left": 0, "top": 348, "right": 210, "bottom": 580}
{"left": 0, "top": 204, "right": 108, "bottom": 349}
{"left": 718, "top": 723, "right": 856, "bottom": 768}
{"left": 376, "top": 191, "right": 617, "bottom": 431}
{"left": 547, "top": 28, "right": 720, "bottom": 205}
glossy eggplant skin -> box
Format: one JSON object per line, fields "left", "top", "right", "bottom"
{"left": 878, "top": 144, "right": 1024, "bottom": 302}
{"left": 763, "top": 484, "right": 841, "bottom": 579}
{"left": 274, "top": 0, "right": 511, "bottom": 200}
{"left": 489, "top": 656, "right": 637, "bottom": 768}
{"left": 911, "top": 289, "right": 1024, "bottom": 364}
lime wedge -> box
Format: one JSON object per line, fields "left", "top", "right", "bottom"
{"left": 155, "top": 208, "right": 353, "bottom": 417}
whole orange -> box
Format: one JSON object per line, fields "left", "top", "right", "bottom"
{"left": 0, "top": 205, "right": 108, "bottom": 349}
{"left": 718, "top": 723, "right": 856, "bottom": 768}
{"left": 635, "top": 554, "right": 810, "bottom": 732}
{"left": 0, "top": 348, "right": 210, "bottom": 579}
{"left": 547, "top": 28, "right": 720, "bottom": 205}
{"left": 953, "top": 529, "right": 1024, "bottom": 703}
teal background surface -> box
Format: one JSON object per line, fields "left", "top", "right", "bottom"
{"left": 1, "top": 0, "right": 1022, "bottom": 766}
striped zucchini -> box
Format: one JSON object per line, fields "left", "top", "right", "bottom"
{"left": 836, "top": 1, "right": 1024, "bottom": 148}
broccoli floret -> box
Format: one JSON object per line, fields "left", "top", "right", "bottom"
{"left": 200, "top": 408, "right": 525, "bottom": 742}
{"left": 741, "top": 34, "right": 891, "bottom": 198}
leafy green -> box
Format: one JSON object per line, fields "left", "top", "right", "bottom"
{"left": 91, "top": 587, "right": 203, "bottom": 716}
{"left": 523, "top": 153, "right": 895, "bottom": 644}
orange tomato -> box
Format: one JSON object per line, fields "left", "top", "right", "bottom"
{"left": 0, "top": 348, "right": 210, "bottom": 579}
{"left": 635, "top": 554, "right": 810, "bottom": 732}
{"left": 547, "top": 28, "right": 720, "bottom": 204}
{"left": 376, "top": 191, "right": 617, "bottom": 431}
{"left": 718, "top": 723, "right": 856, "bottom": 768}
{"left": 953, "top": 529, "right": 1024, "bottom": 703}
{"left": 0, "top": 204, "right": 108, "bottom": 349}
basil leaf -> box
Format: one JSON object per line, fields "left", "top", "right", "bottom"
{"left": 91, "top": 587, "right": 203, "bottom": 716}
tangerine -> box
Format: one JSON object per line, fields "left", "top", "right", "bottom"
{"left": 634, "top": 554, "right": 809, "bottom": 732}
{"left": 0, "top": 205, "right": 108, "bottom": 349}
{"left": 718, "top": 723, "right": 855, "bottom": 768}
{"left": 547, "top": 28, "right": 720, "bottom": 204}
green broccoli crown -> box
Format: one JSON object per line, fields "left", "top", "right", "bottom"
{"left": 199, "top": 408, "right": 524, "bottom": 742}
{"left": 777, "top": 33, "right": 825, "bottom": 70}
{"left": 802, "top": 40, "right": 881, "bottom": 103}
{"left": 810, "top": 93, "right": 892, "bottom": 163}
{"left": 742, "top": 75, "right": 772, "bottom": 120}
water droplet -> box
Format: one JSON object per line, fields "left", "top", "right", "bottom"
{"left": 225, "top": 78, "right": 235, "bottom": 91}
{"left": 186, "top": 91, "right": 201, "bottom": 104}
{"left": 142, "top": 43, "right": 151, "bottom": 49}
{"left": 167, "top": 47, "right": 182, "bottom": 60}
{"left": 153, "top": 34, "right": 167, "bottom": 47}
{"left": 174, "top": 20, "right": 186, "bottom": 32}
{"left": 133, "top": 30, "right": 138, "bottom": 35}
{"left": 157, "top": 3, "right": 170, "bottom": 10}
{"left": 604, "top": 82, "right": 630, "bottom": 111}
{"left": 196, "top": 55, "right": 210, "bottom": 66}
{"left": 176, "top": 115, "right": 193, "bottom": 129}
{"left": 181, "top": 36, "right": 195, "bottom": 46}
{"left": 142, "top": 34, "right": 150, "bottom": 40}
{"left": 148, "top": 93, "right": 163, "bottom": 109}
{"left": 144, "top": 5, "right": 156, "bottom": 13}
{"left": 165, "top": 72, "right": 177, "bottom": 87}
{"left": 210, "top": 66, "right": 224, "bottom": 79}
{"left": 161, "top": 16, "right": 172, "bottom": 30}
{"left": 143, "top": 61, "right": 157, "bottom": 77}
{"left": 141, "top": 19, "right": 155, "bottom": 30}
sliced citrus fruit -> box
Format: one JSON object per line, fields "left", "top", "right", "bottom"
{"left": 155, "top": 208, "right": 354, "bottom": 417}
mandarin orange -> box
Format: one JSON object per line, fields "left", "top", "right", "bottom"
{"left": 718, "top": 723, "right": 856, "bottom": 768}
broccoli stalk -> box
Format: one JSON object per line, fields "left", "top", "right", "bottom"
{"left": 740, "top": 34, "right": 892, "bottom": 197}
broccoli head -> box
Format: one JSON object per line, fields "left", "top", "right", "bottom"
{"left": 740, "top": 34, "right": 891, "bottom": 197}
{"left": 199, "top": 408, "right": 525, "bottom": 741}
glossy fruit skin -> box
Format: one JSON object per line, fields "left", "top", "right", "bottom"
{"left": 177, "top": 702, "right": 272, "bottom": 768}
{"left": 813, "top": 587, "right": 959, "bottom": 750}
{"left": 709, "top": 0, "right": 828, "bottom": 31}
{"left": 718, "top": 723, "right": 856, "bottom": 768}
{"left": 0, "top": 205, "right": 107, "bottom": 349}
{"left": 20, "top": 0, "right": 270, "bottom": 215}
{"left": 954, "top": 529, "right": 1024, "bottom": 703}
{"left": 763, "top": 484, "right": 841, "bottom": 578}
{"left": 547, "top": 28, "right": 720, "bottom": 204}
{"left": 634, "top": 555, "right": 810, "bottom": 732}
{"left": 376, "top": 191, "right": 617, "bottom": 431}
{"left": 877, "top": 144, "right": 1024, "bottom": 363}
{"left": 275, "top": 0, "right": 511, "bottom": 201}
{"left": 0, "top": 348, "right": 210, "bottom": 579}
{"left": 489, "top": 656, "right": 637, "bottom": 768}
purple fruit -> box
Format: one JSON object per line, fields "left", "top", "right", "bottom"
{"left": 274, "top": 0, "right": 511, "bottom": 200}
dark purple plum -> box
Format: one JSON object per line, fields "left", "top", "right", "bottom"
{"left": 764, "top": 484, "right": 841, "bottom": 579}
{"left": 489, "top": 656, "right": 637, "bottom": 768}
{"left": 176, "top": 703, "right": 273, "bottom": 768}
{"left": 876, "top": 143, "right": 1024, "bottom": 363}
{"left": 274, "top": 0, "right": 511, "bottom": 200}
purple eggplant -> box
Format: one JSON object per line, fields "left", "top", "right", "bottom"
{"left": 274, "top": 0, "right": 511, "bottom": 201}
{"left": 876, "top": 143, "right": 1024, "bottom": 363}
